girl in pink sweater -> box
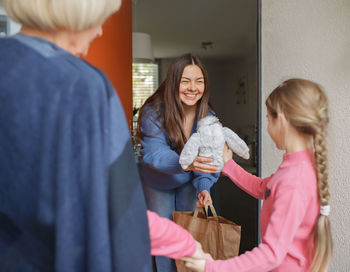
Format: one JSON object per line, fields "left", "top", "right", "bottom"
{"left": 183, "top": 79, "right": 333, "bottom": 272}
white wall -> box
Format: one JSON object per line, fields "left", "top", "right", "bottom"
{"left": 262, "top": 0, "right": 350, "bottom": 270}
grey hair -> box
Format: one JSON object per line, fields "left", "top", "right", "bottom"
{"left": 3, "top": 0, "right": 121, "bottom": 31}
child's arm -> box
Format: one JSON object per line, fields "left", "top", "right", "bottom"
{"left": 148, "top": 210, "right": 211, "bottom": 260}
{"left": 222, "top": 159, "right": 270, "bottom": 199}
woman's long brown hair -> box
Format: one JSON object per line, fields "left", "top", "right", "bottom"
{"left": 137, "top": 54, "right": 210, "bottom": 154}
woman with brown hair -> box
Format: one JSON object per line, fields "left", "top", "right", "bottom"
{"left": 137, "top": 54, "right": 219, "bottom": 272}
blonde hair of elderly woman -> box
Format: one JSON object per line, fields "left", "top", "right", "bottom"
{"left": 3, "top": 0, "right": 121, "bottom": 31}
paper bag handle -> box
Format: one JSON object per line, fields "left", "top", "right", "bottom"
{"left": 194, "top": 204, "right": 218, "bottom": 220}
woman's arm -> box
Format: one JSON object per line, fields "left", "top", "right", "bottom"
{"left": 191, "top": 171, "right": 220, "bottom": 206}
{"left": 140, "top": 113, "right": 185, "bottom": 174}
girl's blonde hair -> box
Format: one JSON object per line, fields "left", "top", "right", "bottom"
{"left": 3, "top": 0, "right": 121, "bottom": 31}
{"left": 266, "top": 78, "right": 333, "bottom": 272}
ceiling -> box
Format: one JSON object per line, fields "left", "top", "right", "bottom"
{"left": 132, "top": 0, "right": 258, "bottom": 60}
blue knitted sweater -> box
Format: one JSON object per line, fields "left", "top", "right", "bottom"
{"left": 139, "top": 106, "right": 220, "bottom": 195}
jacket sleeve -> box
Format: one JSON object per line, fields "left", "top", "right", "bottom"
{"left": 191, "top": 171, "right": 220, "bottom": 195}
{"left": 222, "top": 159, "right": 270, "bottom": 200}
{"left": 148, "top": 210, "right": 196, "bottom": 259}
{"left": 105, "top": 77, "right": 152, "bottom": 271}
{"left": 140, "top": 111, "right": 185, "bottom": 175}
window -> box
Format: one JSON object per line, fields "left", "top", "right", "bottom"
{"left": 132, "top": 62, "right": 159, "bottom": 116}
{"left": 131, "top": 62, "right": 158, "bottom": 160}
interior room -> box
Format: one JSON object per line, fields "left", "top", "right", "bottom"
{"left": 132, "top": 0, "right": 260, "bottom": 254}
{"left": 1, "top": 1, "right": 349, "bottom": 270}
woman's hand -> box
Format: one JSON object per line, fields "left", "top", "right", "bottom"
{"left": 197, "top": 190, "right": 212, "bottom": 208}
{"left": 223, "top": 144, "right": 233, "bottom": 165}
{"left": 181, "top": 257, "right": 206, "bottom": 272}
{"left": 184, "top": 156, "right": 218, "bottom": 173}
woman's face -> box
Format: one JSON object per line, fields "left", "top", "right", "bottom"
{"left": 179, "top": 64, "right": 205, "bottom": 107}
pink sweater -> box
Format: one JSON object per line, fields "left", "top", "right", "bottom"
{"left": 147, "top": 210, "right": 196, "bottom": 259}
{"left": 206, "top": 150, "right": 319, "bottom": 272}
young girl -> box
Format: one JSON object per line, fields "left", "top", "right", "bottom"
{"left": 182, "top": 78, "right": 333, "bottom": 272}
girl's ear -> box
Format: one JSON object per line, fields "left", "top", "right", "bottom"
{"left": 275, "top": 112, "right": 287, "bottom": 150}
{"left": 277, "top": 112, "right": 288, "bottom": 129}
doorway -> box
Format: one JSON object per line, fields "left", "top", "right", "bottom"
{"left": 133, "top": 0, "right": 261, "bottom": 254}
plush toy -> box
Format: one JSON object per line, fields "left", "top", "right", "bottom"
{"left": 179, "top": 116, "right": 250, "bottom": 171}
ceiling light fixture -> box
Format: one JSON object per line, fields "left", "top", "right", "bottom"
{"left": 132, "top": 32, "right": 154, "bottom": 63}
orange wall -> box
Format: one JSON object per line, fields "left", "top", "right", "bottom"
{"left": 85, "top": 0, "right": 132, "bottom": 123}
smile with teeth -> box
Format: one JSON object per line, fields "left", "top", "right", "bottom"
{"left": 184, "top": 93, "right": 197, "bottom": 98}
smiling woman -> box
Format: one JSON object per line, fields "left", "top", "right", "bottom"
{"left": 179, "top": 64, "right": 205, "bottom": 109}
{"left": 136, "top": 54, "right": 220, "bottom": 272}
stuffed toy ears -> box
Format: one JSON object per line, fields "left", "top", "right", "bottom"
{"left": 222, "top": 127, "right": 250, "bottom": 160}
{"left": 179, "top": 133, "right": 201, "bottom": 170}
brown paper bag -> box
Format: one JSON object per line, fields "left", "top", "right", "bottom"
{"left": 172, "top": 204, "right": 241, "bottom": 272}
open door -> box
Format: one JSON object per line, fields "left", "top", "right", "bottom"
{"left": 133, "top": 0, "right": 262, "bottom": 254}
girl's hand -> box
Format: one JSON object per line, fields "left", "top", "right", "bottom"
{"left": 181, "top": 257, "right": 206, "bottom": 272}
{"left": 223, "top": 144, "right": 233, "bottom": 165}
{"left": 191, "top": 241, "right": 213, "bottom": 260}
{"left": 197, "top": 190, "right": 212, "bottom": 208}
{"left": 181, "top": 242, "right": 212, "bottom": 272}
{"left": 185, "top": 156, "right": 218, "bottom": 173}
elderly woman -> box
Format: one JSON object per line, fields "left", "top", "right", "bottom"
{"left": 0, "top": 0, "right": 210, "bottom": 271}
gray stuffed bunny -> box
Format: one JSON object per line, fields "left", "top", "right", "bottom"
{"left": 179, "top": 116, "right": 250, "bottom": 171}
